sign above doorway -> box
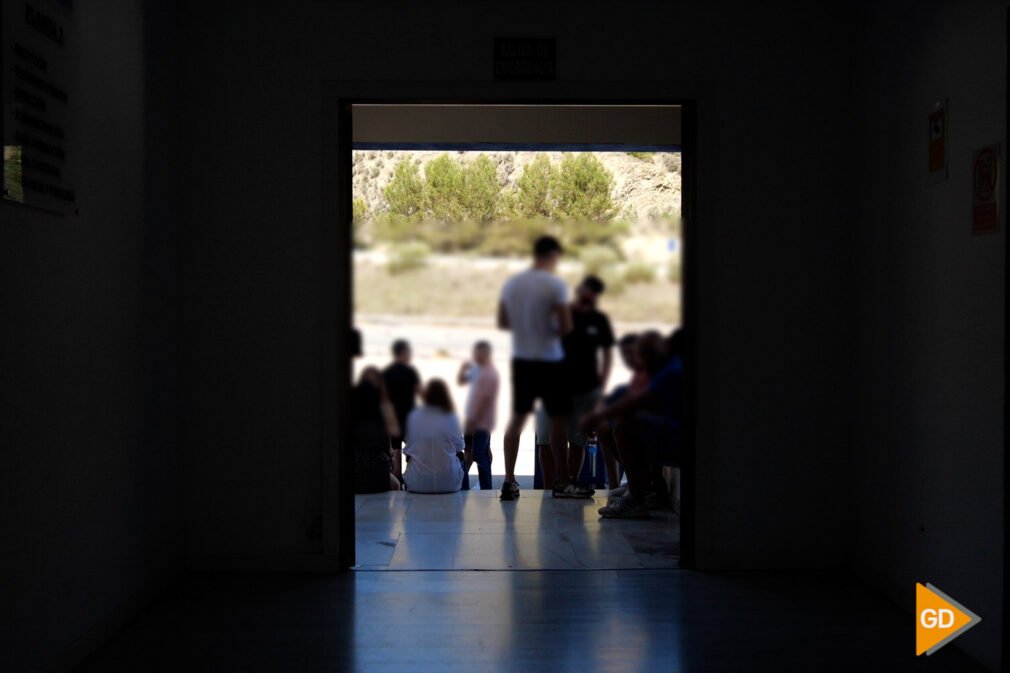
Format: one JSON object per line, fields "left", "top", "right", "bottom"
{"left": 494, "top": 38, "right": 556, "bottom": 81}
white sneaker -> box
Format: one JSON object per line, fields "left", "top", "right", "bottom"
{"left": 608, "top": 485, "right": 629, "bottom": 500}
{"left": 552, "top": 481, "right": 595, "bottom": 499}
{"left": 598, "top": 492, "right": 651, "bottom": 519}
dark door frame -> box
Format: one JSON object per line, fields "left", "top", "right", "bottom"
{"left": 1003, "top": 11, "right": 1010, "bottom": 672}
{"left": 322, "top": 83, "right": 703, "bottom": 571}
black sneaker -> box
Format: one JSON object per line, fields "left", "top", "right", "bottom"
{"left": 499, "top": 480, "right": 520, "bottom": 501}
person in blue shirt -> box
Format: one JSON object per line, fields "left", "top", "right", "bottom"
{"left": 581, "top": 329, "right": 683, "bottom": 519}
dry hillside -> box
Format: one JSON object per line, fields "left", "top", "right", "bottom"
{"left": 352, "top": 149, "right": 682, "bottom": 239}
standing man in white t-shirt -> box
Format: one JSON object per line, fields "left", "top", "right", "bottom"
{"left": 497, "top": 235, "right": 594, "bottom": 500}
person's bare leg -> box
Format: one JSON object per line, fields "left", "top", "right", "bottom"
{"left": 567, "top": 443, "right": 585, "bottom": 485}
{"left": 612, "top": 417, "right": 648, "bottom": 501}
{"left": 598, "top": 427, "right": 622, "bottom": 489}
{"left": 389, "top": 473, "right": 401, "bottom": 491}
{"left": 503, "top": 414, "right": 526, "bottom": 483}
{"left": 391, "top": 447, "right": 403, "bottom": 482}
{"left": 549, "top": 416, "right": 570, "bottom": 484}
{"left": 538, "top": 443, "right": 555, "bottom": 489}
{"left": 597, "top": 424, "right": 622, "bottom": 466}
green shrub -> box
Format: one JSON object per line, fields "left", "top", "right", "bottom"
{"left": 626, "top": 151, "right": 654, "bottom": 161}
{"left": 387, "top": 242, "right": 431, "bottom": 275}
{"left": 414, "top": 154, "right": 499, "bottom": 251}
{"left": 660, "top": 152, "right": 681, "bottom": 173}
{"left": 352, "top": 197, "right": 368, "bottom": 222}
{"left": 373, "top": 211, "right": 420, "bottom": 244}
{"left": 373, "top": 152, "right": 623, "bottom": 256}
{"left": 425, "top": 218, "right": 482, "bottom": 253}
{"left": 623, "top": 262, "right": 657, "bottom": 285}
{"left": 579, "top": 245, "right": 621, "bottom": 276}
{"left": 479, "top": 217, "right": 558, "bottom": 257}
{"left": 384, "top": 160, "right": 424, "bottom": 217}
{"left": 461, "top": 154, "right": 500, "bottom": 222}
{"left": 560, "top": 218, "right": 628, "bottom": 253}
{"left": 553, "top": 154, "right": 616, "bottom": 222}
{"left": 516, "top": 154, "right": 556, "bottom": 218}
{"left": 423, "top": 154, "right": 466, "bottom": 222}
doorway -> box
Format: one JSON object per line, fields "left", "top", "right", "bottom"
{"left": 325, "top": 100, "right": 696, "bottom": 571}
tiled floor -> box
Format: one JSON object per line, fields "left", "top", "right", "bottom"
{"left": 74, "top": 571, "right": 989, "bottom": 673}
{"left": 354, "top": 489, "right": 679, "bottom": 570}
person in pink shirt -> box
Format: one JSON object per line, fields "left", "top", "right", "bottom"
{"left": 457, "top": 341, "right": 500, "bottom": 490}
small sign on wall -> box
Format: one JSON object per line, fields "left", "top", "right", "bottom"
{"left": 494, "top": 38, "right": 556, "bottom": 80}
{"left": 928, "top": 100, "right": 948, "bottom": 183}
{"left": 971, "top": 143, "right": 1000, "bottom": 235}
{"left": 2, "top": 0, "right": 77, "bottom": 213}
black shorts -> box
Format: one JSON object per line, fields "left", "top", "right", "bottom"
{"left": 511, "top": 358, "right": 570, "bottom": 417}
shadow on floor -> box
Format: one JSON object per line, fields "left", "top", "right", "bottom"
{"left": 355, "top": 489, "right": 679, "bottom": 570}
{"left": 74, "top": 570, "right": 988, "bottom": 673}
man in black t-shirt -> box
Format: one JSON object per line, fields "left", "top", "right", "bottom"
{"left": 564, "top": 276, "right": 615, "bottom": 395}
{"left": 383, "top": 339, "right": 422, "bottom": 480}
{"left": 536, "top": 275, "right": 615, "bottom": 487}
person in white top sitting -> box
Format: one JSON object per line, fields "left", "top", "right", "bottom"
{"left": 403, "top": 378, "right": 466, "bottom": 494}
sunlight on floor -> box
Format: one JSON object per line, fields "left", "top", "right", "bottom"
{"left": 354, "top": 490, "right": 679, "bottom": 570}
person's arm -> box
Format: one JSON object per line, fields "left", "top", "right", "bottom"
{"left": 381, "top": 400, "right": 401, "bottom": 439}
{"left": 555, "top": 302, "right": 573, "bottom": 336}
{"left": 497, "top": 300, "right": 510, "bottom": 330}
{"left": 599, "top": 346, "right": 613, "bottom": 391}
{"left": 580, "top": 388, "right": 653, "bottom": 432}
{"left": 457, "top": 361, "right": 472, "bottom": 386}
{"left": 598, "top": 316, "right": 615, "bottom": 390}
{"left": 554, "top": 279, "right": 572, "bottom": 336}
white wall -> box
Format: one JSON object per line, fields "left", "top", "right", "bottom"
{"left": 0, "top": 2, "right": 181, "bottom": 671}
{"left": 852, "top": 2, "right": 1005, "bottom": 669}
{"left": 176, "top": 1, "right": 855, "bottom": 568}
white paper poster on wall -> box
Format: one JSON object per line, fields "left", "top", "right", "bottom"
{"left": 2, "top": 1, "right": 76, "bottom": 213}
{"left": 971, "top": 144, "right": 1000, "bottom": 236}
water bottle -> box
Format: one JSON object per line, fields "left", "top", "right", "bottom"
{"left": 586, "top": 431, "right": 599, "bottom": 481}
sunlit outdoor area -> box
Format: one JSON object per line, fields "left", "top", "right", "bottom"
{"left": 3, "top": 145, "right": 24, "bottom": 203}
{"left": 352, "top": 148, "right": 682, "bottom": 482}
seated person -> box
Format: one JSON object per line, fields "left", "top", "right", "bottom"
{"left": 595, "top": 332, "right": 650, "bottom": 491}
{"left": 403, "top": 379, "right": 466, "bottom": 493}
{"left": 605, "top": 333, "right": 651, "bottom": 404}
{"left": 581, "top": 329, "right": 684, "bottom": 519}
{"left": 352, "top": 367, "right": 402, "bottom": 494}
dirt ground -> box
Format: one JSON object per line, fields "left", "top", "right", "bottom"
{"left": 354, "top": 254, "right": 682, "bottom": 325}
